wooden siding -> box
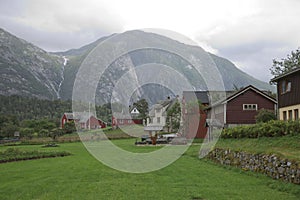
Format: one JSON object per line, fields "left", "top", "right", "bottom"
{"left": 112, "top": 116, "right": 143, "bottom": 128}
{"left": 86, "top": 116, "right": 107, "bottom": 129}
{"left": 226, "top": 89, "right": 275, "bottom": 124}
{"left": 277, "top": 70, "right": 300, "bottom": 108}
{"left": 184, "top": 111, "right": 207, "bottom": 139}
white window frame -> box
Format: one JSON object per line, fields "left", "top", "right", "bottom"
{"left": 243, "top": 104, "right": 258, "bottom": 111}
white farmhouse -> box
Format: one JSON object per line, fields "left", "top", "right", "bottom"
{"left": 144, "top": 97, "right": 177, "bottom": 134}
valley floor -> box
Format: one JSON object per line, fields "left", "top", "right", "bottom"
{"left": 0, "top": 139, "right": 299, "bottom": 200}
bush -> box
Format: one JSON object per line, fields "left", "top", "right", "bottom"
{"left": 0, "top": 148, "right": 71, "bottom": 163}
{"left": 221, "top": 120, "right": 300, "bottom": 138}
{"left": 255, "top": 109, "right": 276, "bottom": 123}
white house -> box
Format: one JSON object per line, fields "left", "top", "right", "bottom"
{"left": 130, "top": 106, "right": 140, "bottom": 119}
{"left": 144, "top": 97, "right": 177, "bottom": 134}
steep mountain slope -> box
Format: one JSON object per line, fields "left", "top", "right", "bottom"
{"left": 0, "top": 28, "right": 64, "bottom": 99}
{"left": 0, "top": 28, "right": 274, "bottom": 104}
{"left": 58, "top": 30, "right": 274, "bottom": 104}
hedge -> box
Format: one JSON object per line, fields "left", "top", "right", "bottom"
{"left": 221, "top": 120, "right": 300, "bottom": 138}
{"left": 0, "top": 148, "right": 71, "bottom": 163}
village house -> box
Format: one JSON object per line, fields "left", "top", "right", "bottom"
{"left": 144, "top": 97, "right": 178, "bottom": 135}
{"left": 206, "top": 85, "right": 277, "bottom": 127}
{"left": 129, "top": 106, "right": 141, "bottom": 119}
{"left": 271, "top": 67, "right": 300, "bottom": 121}
{"left": 111, "top": 112, "right": 143, "bottom": 128}
{"left": 182, "top": 90, "right": 236, "bottom": 138}
{"left": 182, "top": 85, "right": 277, "bottom": 138}
{"left": 61, "top": 112, "right": 107, "bottom": 130}
{"left": 182, "top": 91, "right": 210, "bottom": 139}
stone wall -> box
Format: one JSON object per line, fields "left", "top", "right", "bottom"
{"left": 207, "top": 148, "right": 300, "bottom": 185}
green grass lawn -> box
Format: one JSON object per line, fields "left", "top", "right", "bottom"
{"left": 0, "top": 139, "right": 299, "bottom": 200}
{"left": 215, "top": 134, "right": 300, "bottom": 162}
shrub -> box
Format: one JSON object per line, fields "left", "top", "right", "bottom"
{"left": 255, "top": 109, "right": 276, "bottom": 123}
{"left": 221, "top": 120, "right": 300, "bottom": 138}
{"left": 0, "top": 148, "right": 71, "bottom": 163}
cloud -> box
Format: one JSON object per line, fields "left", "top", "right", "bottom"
{"left": 14, "top": 0, "right": 124, "bottom": 33}
{"left": 0, "top": 0, "right": 299, "bottom": 81}
{"left": 0, "top": 0, "right": 124, "bottom": 51}
{"left": 193, "top": 0, "right": 300, "bottom": 82}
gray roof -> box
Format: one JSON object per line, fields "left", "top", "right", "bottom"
{"left": 64, "top": 112, "right": 77, "bottom": 120}
{"left": 113, "top": 112, "right": 132, "bottom": 119}
{"left": 149, "top": 99, "right": 174, "bottom": 117}
{"left": 183, "top": 91, "right": 209, "bottom": 104}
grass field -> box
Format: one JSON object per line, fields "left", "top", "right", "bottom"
{"left": 0, "top": 139, "right": 299, "bottom": 200}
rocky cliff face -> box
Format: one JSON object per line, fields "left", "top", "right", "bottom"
{"left": 0, "top": 28, "right": 64, "bottom": 99}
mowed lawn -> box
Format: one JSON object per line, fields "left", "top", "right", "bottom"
{"left": 0, "top": 139, "right": 299, "bottom": 200}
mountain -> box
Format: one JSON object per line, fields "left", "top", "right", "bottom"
{"left": 0, "top": 28, "right": 274, "bottom": 104}
{"left": 0, "top": 28, "right": 64, "bottom": 99}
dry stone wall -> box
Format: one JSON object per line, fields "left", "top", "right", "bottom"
{"left": 207, "top": 148, "right": 300, "bottom": 185}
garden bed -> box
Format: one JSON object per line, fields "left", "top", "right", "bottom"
{"left": 0, "top": 148, "right": 71, "bottom": 163}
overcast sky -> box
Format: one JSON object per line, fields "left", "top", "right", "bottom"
{"left": 1, "top": 0, "right": 299, "bottom": 82}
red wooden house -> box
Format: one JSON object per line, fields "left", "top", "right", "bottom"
{"left": 207, "top": 85, "right": 277, "bottom": 127}
{"left": 86, "top": 115, "right": 107, "bottom": 129}
{"left": 182, "top": 91, "right": 210, "bottom": 139}
{"left": 61, "top": 113, "right": 79, "bottom": 129}
{"left": 112, "top": 113, "right": 143, "bottom": 129}
{"left": 61, "top": 113, "right": 107, "bottom": 129}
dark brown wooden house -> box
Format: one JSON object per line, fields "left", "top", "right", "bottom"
{"left": 207, "top": 85, "right": 277, "bottom": 127}
{"left": 271, "top": 67, "right": 300, "bottom": 120}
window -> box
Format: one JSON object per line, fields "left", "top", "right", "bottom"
{"left": 288, "top": 110, "right": 293, "bottom": 120}
{"left": 157, "top": 117, "right": 161, "bottom": 124}
{"left": 294, "top": 109, "right": 299, "bottom": 120}
{"left": 281, "top": 80, "right": 291, "bottom": 94}
{"left": 119, "top": 119, "right": 123, "bottom": 124}
{"left": 283, "top": 111, "right": 287, "bottom": 121}
{"left": 287, "top": 82, "right": 291, "bottom": 92}
{"left": 127, "top": 119, "right": 132, "bottom": 124}
{"left": 243, "top": 104, "right": 258, "bottom": 110}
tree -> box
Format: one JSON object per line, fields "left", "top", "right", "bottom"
{"left": 20, "top": 127, "right": 35, "bottom": 139}
{"left": 1, "top": 122, "right": 19, "bottom": 138}
{"left": 270, "top": 47, "right": 300, "bottom": 78}
{"left": 255, "top": 109, "right": 276, "bottom": 123}
{"left": 63, "top": 121, "right": 76, "bottom": 134}
{"left": 132, "top": 99, "right": 149, "bottom": 120}
{"left": 0, "top": 115, "right": 19, "bottom": 139}
{"left": 166, "top": 100, "right": 181, "bottom": 132}
{"left": 96, "top": 103, "right": 112, "bottom": 125}
{"left": 49, "top": 128, "right": 64, "bottom": 141}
